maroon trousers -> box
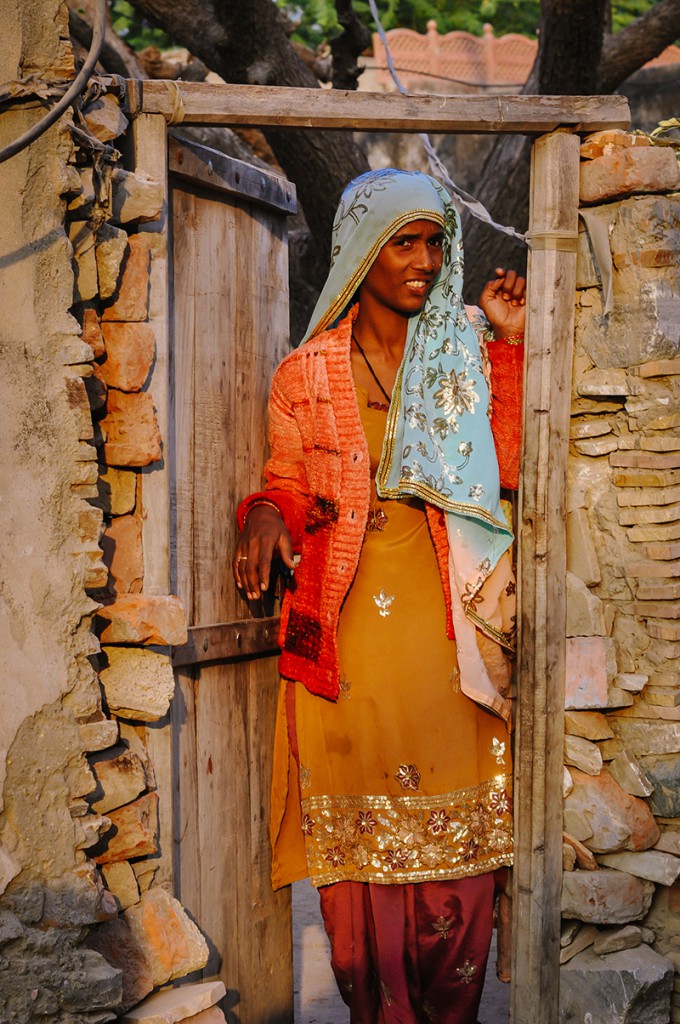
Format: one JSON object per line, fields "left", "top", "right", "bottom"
{"left": 319, "top": 873, "right": 506, "bottom": 1024}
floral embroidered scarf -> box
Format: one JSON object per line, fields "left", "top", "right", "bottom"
{"left": 304, "top": 169, "right": 516, "bottom": 722}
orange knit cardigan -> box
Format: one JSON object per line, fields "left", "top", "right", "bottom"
{"left": 237, "top": 309, "right": 523, "bottom": 701}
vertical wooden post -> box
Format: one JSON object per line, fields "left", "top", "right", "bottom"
{"left": 511, "top": 129, "right": 580, "bottom": 1024}
{"left": 130, "top": 111, "right": 175, "bottom": 891}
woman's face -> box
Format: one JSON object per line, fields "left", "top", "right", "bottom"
{"left": 358, "top": 219, "right": 444, "bottom": 318}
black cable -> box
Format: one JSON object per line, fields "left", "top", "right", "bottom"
{"left": 0, "top": 0, "right": 107, "bottom": 165}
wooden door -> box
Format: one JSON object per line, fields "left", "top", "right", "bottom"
{"left": 168, "top": 136, "right": 295, "bottom": 1023}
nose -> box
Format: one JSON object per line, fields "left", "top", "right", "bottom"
{"left": 414, "top": 242, "right": 436, "bottom": 271}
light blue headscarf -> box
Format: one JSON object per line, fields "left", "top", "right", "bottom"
{"left": 304, "top": 169, "right": 516, "bottom": 720}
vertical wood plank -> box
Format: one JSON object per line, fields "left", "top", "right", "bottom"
{"left": 511, "top": 128, "right": 580, "bottom": 1024}
{"left": 130, "top": 112, "right": 174, "bottom": 891}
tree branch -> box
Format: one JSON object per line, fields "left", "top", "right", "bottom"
{"left": 599, "top": 0, "right": 680, "bottom": 92}
{"left": 331, "top": 0, "right": 372, "bottom": 90}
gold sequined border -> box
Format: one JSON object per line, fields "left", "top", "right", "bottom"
{"left": 301, "top": 775, "right": 513, "bottom": 887}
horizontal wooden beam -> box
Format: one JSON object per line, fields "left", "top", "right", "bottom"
{"left": 128, "top": 81, "right": 630, "bottom": 134}
{"left": 169, "top": 135, "right": 297, "bottom": 214}
{"left": 172, "top": 617, "right": 281, "bottom": 666}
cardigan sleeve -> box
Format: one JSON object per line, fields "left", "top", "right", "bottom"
{"left": 236, "top": 359, "right": 310, "bottom": 552}
{"left": 486, "top": 340, "right": 524, "bottom": 491}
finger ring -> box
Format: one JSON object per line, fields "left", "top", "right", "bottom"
{"left": 237, "top": 556, "right": 247, "bottom": 562}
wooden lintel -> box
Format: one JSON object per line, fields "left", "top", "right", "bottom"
{"left": 127, "top": 81, "right": 630, "bottom": 134}
{"left": 172, "top": 617, "right": 281, "bottom": 666}
{"left": 169, "top": 135, "right": 297, "bottom": 214}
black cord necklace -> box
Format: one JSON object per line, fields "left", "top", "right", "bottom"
{"left": 351, "top": 333, "right": 392, "bottom": 405}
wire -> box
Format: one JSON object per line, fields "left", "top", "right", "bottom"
{"left": 0, "top": 0, "right": 107, "bottom": 165}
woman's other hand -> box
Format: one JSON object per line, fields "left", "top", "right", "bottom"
{"left": 480, "top": 267, "right": 526, "bottom": 339}
{"left": 233, "top": 505, "right": 295, "bottom": 600}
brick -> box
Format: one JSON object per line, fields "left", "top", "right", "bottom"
{"left": 564, "top": 769, "right": 659, "bottom": 853}
{"left": 96, "top": 595, "right": 187, "bottom": 646}
{"left": 92, "top": 465, "right": 138, "bottom": 516}
{"left": 628, "top": 522, "right": 680, "bottom": 543}
{"left": 101, "top": 389, "right": 162, "bottom": 467}
{"left": 580, "top": 145, "right": 680, "bottom": 204}
{"left": 99, "top": 515, "right": 143, "bottom": 596}
{"left": 592, "top": 925, "right": 643, "bottom": 956}
{"left": 565, "top": 636, "right": 615, "bottom": 710}
{"left": 613, "top": 469, "right": 680, "bottom": 488}
{"left": 566, "top": 508, "right": 601, "bottom": 586}
{"left": 580, "top": 129, "right": 651, "bottom": 160}
{"left": 121, "top": 980, "right": 226, "bottom": 1023}
{"left": 565, "top": 710, "right": 614, "bottom": 741}
{"left": 620, "top": 502, "right": 680, "bottom": 526}
{"left": 617, "top": 485, "right": 680, "bottom": 507}
{"left": 111, "top": 170, "right": 164, "bottom": 226}
{"left": 566, "top": 572, "right": 605, "bottom": 636}
{"left": 93, "top": 791, "right": 159, "bottom": 865}
{"left": 564, "top": 735, "right": 603, "bottom": 776}
{"left": 635, "top": 359, "right": 680, "bottom": 379}
{"left": 101, "top": 860, "right": 140, "bottom": 911}
{"left": 100, "top": 646, "right": 175, "bottom": 722}
{"left": 561, "top": 868, "right": 654, "bottom": 924}
{"left": 124, "top": 888, "right": 209, "bottom": 990}
{"left": 563, "top": 832, "right": 598, "bottom": 870}
{"left": 103, "top": 234, "right": 152, "bottom": 322}
{"left": 598, "top": 850, "right": 680, "bottom": 886}
{"left": 96, "top": 223, "right": 129, "bottom": 301}
{"left": 97, "top": 323, "right": 155, "bottom": 392}
{"left": 90, "top": 751, "right": 147, "bottom": 813}
{"left": 83, "top": 93, "right": 129, "bottom": 142}
{"left": 606, "top": 751, "right": 654, "bottom": 798}
{"left": 82, "top": 306, "right": 106, "bottom": 359}
{"left": 576, "top": 367, "right": 630, "bottom": 397}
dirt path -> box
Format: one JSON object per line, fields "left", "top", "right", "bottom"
{"left": 293, "top": 879, "right": 509, "bottom": 1023}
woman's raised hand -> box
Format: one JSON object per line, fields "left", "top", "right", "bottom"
{"left": 479, "top": 267, "right": 526, "bottom": 339}
{"left": 233, "top": 505, "right": 295, "bottom": 600}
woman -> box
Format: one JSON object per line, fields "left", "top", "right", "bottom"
{"left": 234, "top": 169, "right": 525, "bottom": 1024}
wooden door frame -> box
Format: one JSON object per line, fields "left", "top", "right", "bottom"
{"left": 128, "top": 83, "right": 630, "bottom": 1024}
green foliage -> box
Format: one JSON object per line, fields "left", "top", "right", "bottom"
{"left": 109, "top": 0, "right": 172, "bottom": 50}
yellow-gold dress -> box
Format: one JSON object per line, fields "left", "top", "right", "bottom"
{"left": 270, "top": 386, "right": 513, "bottom": 891}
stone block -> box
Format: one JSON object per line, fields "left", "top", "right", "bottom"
{"left": 638, "top": 597, "right": 680, "bottom": 619}
{"left": 96, "top": 224, "right": 129, "bottom": 301}
{"left": 566, "top": 508, "right": 601, "bottom": 585}
{"left": 576, "top": 367, "right": 630, "bottom": 397}
{"left": 88, "top": 915, "right": 154, "bottom": 1010}
{"left": 186, "top": 1010, "right": 227, "bottom": 1024}
{"left": 655, "top": 830, "right": 680, "bottom": 856}
{"left": 611, "top": 719, "right": 680, "bottom": 757}
{"left": 621, "top": 501, "right": 680, "bottom": 525}
{"left": 101, "top": 390, "right": 162, "bottom": 467}
{"left": 565, "top": 637, "right": 615, "bottom": 710}
{"left": 618, "top": 486, "right": 680, "bottom": 508}
{"left": 627, "top": 558, "right": 680, "bottom": 577}
{"left": 559, "top": 945, "right": 673, "bottom": 1024}
{"left": 580, "top": 144, "right": 680, "bottom": 204}
{"left": 93, "top": 792, "right": 159, "bottom": 865}
{"left": 564, "top": 735, "right": 603, "bottom": 776}
{"left": 563, "top": 843, "right": 577, "bottom": 871}
{"left": 570, "top": 419, "right": 613, "bottom": 439}
{"left": 648, "top": 672, "right": 680, "bottom": 687}
{"left": 614, "top": 469, "right": 680, "bottom": 488}
{"left": 644, "top": 539, "right": 680, "bottom": 557}
{"left": 559, "top": 923, "right": 598, "bottom": 964}
{"left": 102, "top": 234, "right": 152, "bottom": 322}
{"left": 646, "top": 412, "right": 680, "bottom": 431}
{"left": 0, "top": 846, "right": 20, "bottom": 897}
{"left": 561, "top": 868, "right": 655, "bottom": 924}
{"left": 566, "top": 572, "right": 606, "bottom": 637}
{"left": 615, "top": 673, "right": 648, "bottom": 693}
{"left": 76, "top": 813, "right": 112, "bottom": 850}
{"left": 606, "top": 751, "right": 654, "bottom": 798}
{"left": 563, "top": 832, "right": 598, "bottom": 870}
{"left": 121, "top": 980, "right": 226, "bottom": 1023}
{"left": 592, "top": 924, "right": 643, "bottom": 956}
{"left": 119, "top": 722, "right": 156, "bottom": 788}
{"left": 580, "top": 129, "right": 652, "bottom": 160}
{"left": 636, "top": 358, "right": 680, "bottom": 379}
{"left": 79, "top": 717, "right": 119, "bottom": 753}
{"left": 101, "top": 860, "right": 140, "bottom": 910}
{"left": 84, "top": 94, "right": 129, "bottom": 142}
{"left": 93, "top": 465, "right": 138, "bottom": 517}
{"left": 100, "top": 647, "right": 175, "bottom": 722}
{"left": 111, "top": 170, "right": 164, "bottom": 226}
{"left": 564, "top": 769, "right": 659, "bottom": 853}
{"left": 100, "top": 515, "right": 143, "bottom": 596}
{"left": 630, "top": 522, "right": 680, "bottom": 543}
{"left": 573, "top": 437, "right": 619, "bottom": 457}
{"left": 69, "top": 221, "right": 98, "bottom": 302}
{"left": 124, "top": 888, "right": 209, "bottom": 990}
{"left": 565, "top": 710, "right": 614, "bottom": 741}
{"left": 648, "top": 619, "right": 680, "bottom": 641}
{"left": 97, "top": 323, "right": 155, "bottom": 392}
{"left": 564, "top": 809, "right": 593, "bottom": 843}
{"left": 82, "top": 306, "right": 106, "bottom": 359}
{"left": 598, "top": 850, "right": 680, "bottom": 886}
{"left": 564, "top": 766, "right": 574, "bottom": 797}
{"left": 96, "top": 595, "right": 187, "bottom": 646}
{"left": 612, "top": 450, "right": 680, "bottom": 470}
{"left": 646, "top": 685, "right": 680, "bottom": 707}
{"left": 641, "top": 753, "right": 680, "bottom": 818}
{"left": 90, "top": 750, "right": 147, "bottom": 813}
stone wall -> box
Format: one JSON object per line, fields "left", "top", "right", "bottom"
{"left": 558, "top": 129, "right": 680, "bottom": 1024}
{"left": 0, "top": 6, "right": 228, "bottom": 1023}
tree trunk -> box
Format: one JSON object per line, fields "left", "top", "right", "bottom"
{"left": 599, "top": 0, "right": 680, "bottom": 92}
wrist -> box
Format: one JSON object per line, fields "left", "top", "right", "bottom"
{"left": 245, "top": 499, "right": 283, "bottom": 521}
{"left": 492, "top": 331, "right": 524, "bottom": 345}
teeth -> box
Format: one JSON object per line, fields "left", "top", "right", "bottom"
{"left": 406, "top": 281, "right": 427, "bottom": 288}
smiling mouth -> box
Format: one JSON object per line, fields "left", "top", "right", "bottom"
{"left": 405, "top": 280, "right": 430, "bottom": 291}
